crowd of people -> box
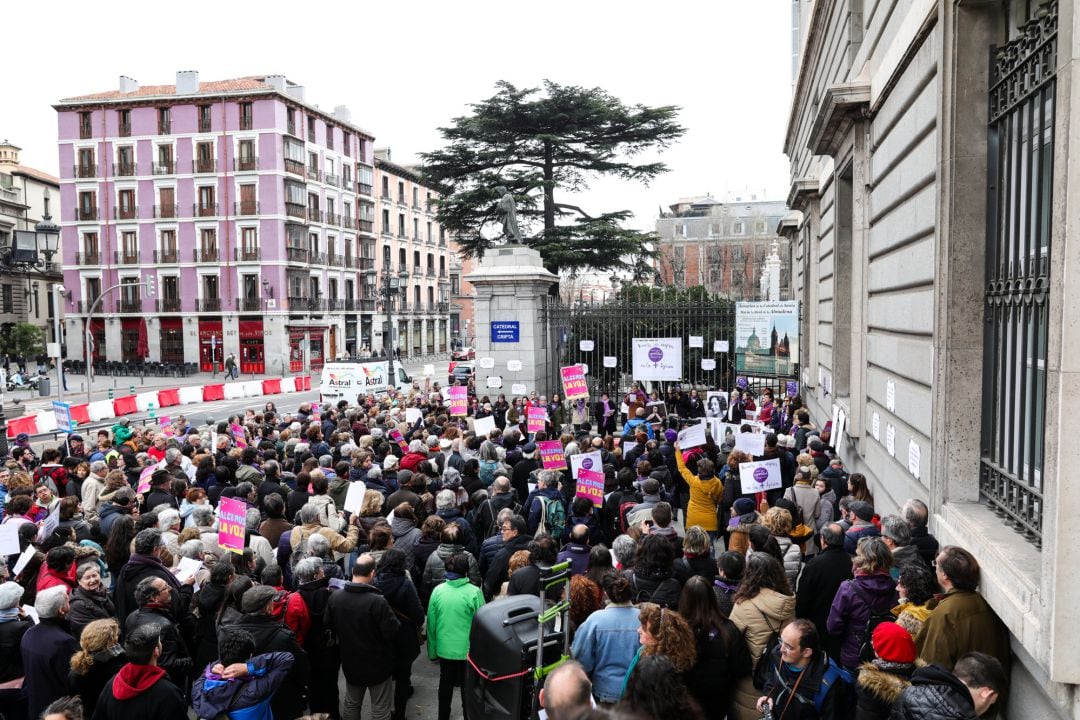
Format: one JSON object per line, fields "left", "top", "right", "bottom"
{"left": 0, "top": 377, "right": 1013, "bottom": 720}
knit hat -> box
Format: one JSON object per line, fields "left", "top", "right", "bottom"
{"left": 0, "top": 582, "right": 23, "bottom": 610}
{"left": 733, "top": 498, "right": 756, "bottom": 516}
{"left": 240, "top": 585, "right": 278, "bottom": 614}
{"left": 664, "top": 429, "right": 678, "bottom": 443}
{"left": 872, "top": 622, "right": 916, "bottom": 663}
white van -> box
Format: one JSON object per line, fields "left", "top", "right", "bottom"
{"left": 319, "top": 361, "right": 412, "bottom": 405}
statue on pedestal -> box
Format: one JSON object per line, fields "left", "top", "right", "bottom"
{"left": 494, "top": 186, "right": 523, "bottom": 245}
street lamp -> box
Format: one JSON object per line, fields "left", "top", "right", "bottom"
{"left": 365, "top": 266, "right": 409, "bottom": 389}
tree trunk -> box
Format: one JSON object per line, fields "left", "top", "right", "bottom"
{"left": 543, "top": 139, "right": 555, "bottom": 232}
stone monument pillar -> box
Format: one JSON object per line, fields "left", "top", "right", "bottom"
{"left": 465, "top": 245, "right": 559, "bottom": 398}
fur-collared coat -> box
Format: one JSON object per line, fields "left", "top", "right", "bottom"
{"left": 856, "top": 658, "right": 924, "bottom": 720}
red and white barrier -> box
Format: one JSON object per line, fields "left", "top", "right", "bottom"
{"left": 8, "top": 375, "right": 315, "bottom": 437}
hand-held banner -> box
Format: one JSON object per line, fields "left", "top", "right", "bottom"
{"left": 738, "top": 458, "right": 782, "bottom": 494}
{"left": 561, "top": 365, "right": 588, "bottom": 400}
{"left": 218, "top": 497, "right": 247, "bottom": 554}
{"left": 576, "top": 468, "right": 605, "bottom": 507}
{"left": 448, "top": 386, "right": 468, "bottom": 416}
{"left": 570, "top": 450, "right": 603, "bottom": 480}
{"left": 389, "top": 428, "right": 409, "bottom": 453}
{"left": 677, "top": 421, "right": 707, "bottom": 449}
{"left": 537, "top": 440, "right": 567, "bottom": 470}
{"left": 527, "top": 407, "right": 547, "bottom": 434}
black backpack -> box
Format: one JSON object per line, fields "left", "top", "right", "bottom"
{"left": 852, "top": 582, "right": 895, "bottom": 662}
{"left": 750, "top": 606, "right": 782, "bottom": 691}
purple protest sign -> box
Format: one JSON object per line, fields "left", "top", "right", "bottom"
{"left": 217, "top": 497, "right": 247, "bottom": 554}
{"left": 786, "top": 380, "right": 799, "bottom": 397}
{"left": 736, "top": 376, "right": 748, "bottom": 390}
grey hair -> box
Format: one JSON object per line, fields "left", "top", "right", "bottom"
{"left": 435, "top": 489, "right": 456, "bottom": 512}
{"left": 263, "top": 460, "right": 279, "bottom": 476}
{"left": 246, "top": 507, "right": 262, "bottom": 532}
{"left": 134, "top": 576, "right": 162, "bottom": 605}
{"left": 165, "top": 447, "right": 182, "bottom": 465}
{"left": 611, "top": 535, "right": 636, "bottom": 566}
{"left": 192, "top": 505, "right": 216, "bottom": 528}
{"left": 307, "top": 532, "right": 331, "bottom": 558}
{"left": 114, "top": 487, "right": 136, "bottom": 505}
{"left": 880, "top": 514, "right": 912, "bottom": 546}
{"left": 90, "top": 460, "right": 107, "bottom": 474}
{"left": 901, "top": 498, "right": 929, "bottom": 529}
{"left": 294, "top": 556, "right": 324, "bottom": 584}
{"left": 538, "top": 470, "right": 560, "bottom": 488}
{"left": 157, "top": 509, "right": 180, "bottom": 531}
{"left": 178, "top": 539, "right": 204, "bottom": 560}
{"left": 492, "top": 476, "right": 511, "bottom": 495}
{"left": 496, "top": 507, "right": 515, "bottom": 526}
{"left": 35, "top": 585, "right": 69, "bottom": 619}
{"left": 319, "top": 455, "right": 333, "bottom": 467}
{"left": 479, "top": 440, "right": 500, "bottom": 462}
{"left": 299, "top": 504, "right": 320, "bottom": 524}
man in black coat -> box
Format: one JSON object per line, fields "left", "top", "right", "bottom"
{"left": 483, "top": 515, "right": 533, "bottom": 599}
{"left": 892, "top": 652, "right": 1007, "bottom": 719}
{"left": 21, "top": 586, "right": 78, "bottom": 720}
{"left": 142, "top": 469, "right": 179, "bottom": 512}
{"left": 112, "top": 529, "right": 195, "bottom": 638}
{"left": 326, "top": 554, "right": 401, "bottom": 720}
{"left": 794, "top": 524, "right": 853, "bottom": 662}
{"left": 124, "top": 577, "right": 192, "bottom": 688}
{"left": 91, "top": 623, "right": 188, "bottom": 720}
{"left": 511, "top": 443, "right": 541, "bottom": 504}
{"left": 225, "top": 585, "right": 310, "bottom": 720}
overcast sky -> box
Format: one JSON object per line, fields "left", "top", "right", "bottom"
{"left": 3, "top": 0, "right": 792, "bottom": 233}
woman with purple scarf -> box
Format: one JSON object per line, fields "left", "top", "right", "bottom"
{"left": 593, "top": 393, "right": 617, "bottom": 434}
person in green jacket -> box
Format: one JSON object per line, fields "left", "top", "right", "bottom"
{"left": 427, "top": 553, "right": 485, "bottom": 720}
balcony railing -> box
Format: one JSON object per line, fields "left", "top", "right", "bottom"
{"left": 194, "top": 248, "right": 220, "bottom": 263}
{"left": 193, "top": 158, "right": 216, "bottom": 173}
{"left": 285, "top": 158, "right": 305, "bottom": 176}
{"left": 328, "top": 299, "right": 345, "bottom": 311}
{"left": 437, "top": 301, "right": 449, "bottom": 313}
{"left": 358, "top": 183, "right": 373, "bottom": 196}
{"left": 118, "top": 122, "right": 131, "bottom": 137}
{"left": 286, "top": 246, "right": 309, "bottom": 263}
{"left": 325, "top": 212, "right": 339, "bottom": 226}
{"left": 287, "top": 119, "right": 296, "bottom": 136}
{"left": 197, "top": 298, "right": 221, "bottom": 312}
{"left": 195, "top": 203, "right": 218, "bottom": 217}
{"left": 158, "top": 120, "right": 171, "bottom": 135}
{"left": 328, "top": 254, "right": 343, "bottom": 267}
{"left": 114, "top": 206, "right": 138, "bottom": 220}
{"left": 74, "top": 164, "right": 97, "bottom": 178}
{"left": 287, "top": 296, "right": 307, "bottom": 310}
{"left": 234, "top": 156, "right": 258, "bottom": 172}
{"left": 158, "top": 298, "right": 182, "bottom": 312}
{"left": 76, "top": 207, "right": 99, "bottom": 221}
{"left": 118, "top": 298, "right": 141, "bottom": 312}
{"left": 199, "top": 118, "right": 212, "bottom": 133}
{"left": 235, "top": 201, "right": 260, "bottom": 216}
{"left": 153, "top": 161, "right": 175, "bottom": 175}
{"left": 237, "top": 298, "right": 262, "bottom": 311}
{"left": 235, "top": 247, "right": 260, "bottom": 262}
{"left": 307, "top": 127, "right": 315, "bottom": 143}
{"left": 309, "top": 251, "right": 327, "bottom": 265}
{"left": 342, "top": 179, "right": 354, "bottom": 192}
{"left": 76, "top": 251, "right": 100, "bottom": 265}
{"left": 325, "top": 173, "right": 340, "bottom": 187}
{"left": 361, "top": 299, "right": 376, "bottom": 312}
{"left": 240, "top": 116, "right": 253, "bottom": 131}
{"left": 345, "top": 298, "right": 357, "bottom": 311}
{"left": 113, "top": 162, "right": 136, "bottom": 177}
{"left": 307, "top": 167, "right": 321, "bottom": 183}
{"left": 285, "top": 202, "right": 306, "bottom": 219}
{"left": 342, "top": 215, "right": 353, "bottom": 228}
{"left": 307, "top": 208, "right": 323, "bottom": 223}
{"left": 154, "top": 204, "right": 177, "bottom": 219}
{"left": 358, "top": 257, "right": 375, "bottom": 270}
{"left": 154, "top": 249, "right": 179, "bottom": 264}
{"left": 426, "top": 268, "right": 436, "bottom": 278}
{"left": 79, "top": 122, "right": 92, "bottom": 140}
{"left": 114, "top": 251, "right": 139, "bottom": 265}
{"left": 358, "top": 219, "right": 374, "bottom": 234}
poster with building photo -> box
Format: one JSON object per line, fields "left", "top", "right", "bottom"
{"left": 735, "top": 301, "right": 799, "bottom": 376}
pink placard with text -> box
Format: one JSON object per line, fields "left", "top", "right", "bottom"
{"left": 575, "top": 468, "right": 605, "bottom": 507}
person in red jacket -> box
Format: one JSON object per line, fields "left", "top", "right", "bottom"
{"left": 36, "top": 546, "right": 77, "bottom": 593}
{"left": 91, "top": 622, "right": 188, "bottom": 720}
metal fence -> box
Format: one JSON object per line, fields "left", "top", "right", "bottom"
{"left": 540, "top": 291, "right": 798, "bottom": 404}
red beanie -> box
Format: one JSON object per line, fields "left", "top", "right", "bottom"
{"left": 872, "top": 621, "right": 916, "bottom": 663}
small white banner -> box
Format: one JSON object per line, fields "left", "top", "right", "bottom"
{"left": 701, "top": 359, "right": 716, "bottom": 371}
{"left": 479, "top": 357, "right": 495, "bottom": 369}
{"left": 603, "top": 356, "right": 617, "bottom": 368}
{"left": 677, "top": 421, "right": 707, "bottom": 449}
{"left": 507, "top": 359, "right": 522, "bottom": 372}
{"left": 734, "top": 432, "right": 766, "bottom": 456}
{"left": 511, "top": 383, "right": 527, "bottom": 395}
{"left": 689, "top": 336, "right": 704, "bottom": 348}
{"left": 738, "top": 458, "right": 782, "bottom": 494}
{"left": 580, "top": 340, "right": 595, "bottom": 352}
{"left": 486, "top": 375, "right": 502, "bottom": 388}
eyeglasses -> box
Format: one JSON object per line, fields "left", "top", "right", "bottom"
{"left": 779, "top": 638, "right": 799, "bottom": 652}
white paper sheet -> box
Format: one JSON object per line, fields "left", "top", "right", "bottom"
{"left": 343, "top": 482, "right": 367, "bottom": 514}
{"left": 474, "top": 416, "right": 496, "bottom": 437}
{"left": 0, "top": 523, "right": 21, "bottom": 556}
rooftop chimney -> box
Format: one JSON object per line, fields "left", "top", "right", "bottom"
{"left": 119, "top": 76, "right": 139, "bottom": 94}
{"left": 175, "top": 70, "right": 200, "bottom": 95}
{"left": 285, "top": 85, "right": 305, "bottom": 103}
{"left": 333, "top": 105, "right": 351, "bottom": 123}
{"left": 265, "top": 75, "right": 287, "bottom": 93}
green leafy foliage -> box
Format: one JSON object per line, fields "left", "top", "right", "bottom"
{"left": 0, "top": 322, "right": 45, "bottom": 359}
{"left": 421, "top": 80, "right": 685, "bottom": 274}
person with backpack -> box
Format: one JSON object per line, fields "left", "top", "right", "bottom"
{"left": 826, "top": 537, "right": 898, "bottom": 674}
{"left": 477, "top": 440, "right": 503, "bottom": 488}
{"left": 755, "top": 618, "right": 852, "bottom": 720}
{"left": 472, "top": 477, "right": 520, "bottom": 541}
{"left": 523, "top": 470, "right": 567, "bottom": 538}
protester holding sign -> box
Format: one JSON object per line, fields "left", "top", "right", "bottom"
{"left": 675, "top": 444, "right": 724, "bottom": 540}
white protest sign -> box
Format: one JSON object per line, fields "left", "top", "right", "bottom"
{"left": 871, "top": 412, "right": 880, "bottom": 441}
{"left": 710, "top": 420, "right": 741, "bottom": 448}
{"left": 486, "top": 375, "right": 503, "bottom": 388}
{"left": 0, "top": 523, "right": 20, "bottom": 556}
{"left": 21, "top": 604, "right": 39, "bottom": 624}
{"left": 701, "top": 358, "right": 716, "bottom": 371}
{"left": 343, "top": 482, "right": 367, "bottom": 514}
{"left": 738, "top": 458, "right": 782, "bottom": 494}
{"left": 715, "top": 340, "right": 730, "bottom": 353}
{"left": 631, "top": 338, "right": 683, "bottom": 381}
{"left": 507, "top": 360, "right": 522, "bottom": 372}
{"left": 689, "top": 336, "right": 704, "bottom": 348}
{"left": 886, "top": 379, "right": 896, "bottom": 412}
{"left": 423, "top": 364, "right": 434, "bottom": 377}
{"left": 511, "top": 383, "right": 527, "bottom": 395}
{"left": 621, "top": 441, "right": 638, "bottom": 457}
{"left": 474, "top": 416, "right": 496, "bottom": 437}
{"left": 886, "top": 424, "right": 896, "bottom": 456}
{"left": 908, "top": 440, "right": 921, "bottom": 478}
{"left": 405, "top": 408, "right": 423, "bottom": 425}
{"left": 735, "top": 432, "right": 766, "bottom": 456}
{"left": 580, "top": 340, "right": 594, "bottom": 352}
{"left": 570, "top": 450, "right": 603, "bottom": 479}
{"left": 12, "top": 545, "right": 35, "bottom": 576}
{"left": 603, "top": 356, "right": 617, "bottom": 368}
{"left": 676, "top": 421, "right": 707, "bottom": 449}
{"left": 479, "top": 357, "right": 495, "bottom": 369}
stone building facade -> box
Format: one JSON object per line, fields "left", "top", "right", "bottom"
{"left": 784, "top": 0, "right": 1078, "bottom": 715}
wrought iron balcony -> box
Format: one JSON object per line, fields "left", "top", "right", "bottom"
{"left": 237, "top": 298, "right": 262, "bottom": 311}
{"left": 114, "top": 251, "right": 139, "bottom": 265}
{"left": 307, "top": 209, "right": 323, "bottom": 223}
{"left": 358, "top": 220, "right": 374, "bottom": 234}
{"left": 235, "top": 247, "right": 260, "bottom": 262}
{"left": 285, "top": 202, "right": 306, "bottom": 219}
{"left": 79, "top": 121, "right": 92, "bottom": 139}
{"left": 158, "top": 120, "right": 171, "bottom": 135}
{"left": 153, "top": 161, "right": 175, "bottom": 175}
{"left": 325, "top": 173, "right": 340, "bottom": 187}
{"left": 113, "top": 162, "right": 136, "bottom": 177}
{"left": 153, "top": 249, "right": 179, "bottom": 264}
{"left": 76, "top": 251, "right": 100, "bottom": 265}
{"left": 154, "top": 204, "right": 177, "bottom": 219}
{"left": 195, "top": 203, "right": 218, "bottom": 217}
{"left": 358, "top": 257, "right": 375, "bottom": 270}
{"left": 194, "top": 248, "right": 220, "bottom": 263}
{"left": 234, "top": 156, "right": 258, "bottom": 172}
{"left": 235, "top": 201, "right": 260, "bottom": 216}
{"left": 118, "top": 121, "right": 131, "bottom": 137}
{"left": 286, "top": 246, "right": 309, "bottom": 263}
{"left": 328, "top": 299, "right": 345, "bottom": 311}
{"left": 328, "top": 254, "right": 343, "bottom": 267}
{"left": 199, "top": 118, "right": 212, "bottom": 133}
{"left": 309, "top": 251, "right": 327, "bottom": 265}
{"left": 358, "top": 183, "right": 373, "bottom": 196}
{"left": 76, "top": 207, "right": 99, "bottom": 221}
{"left": 285, "top": 158, "right": 305, "bottom": 176}
{"left": 74, "top": 164, "right": 97, "bottom": 178}
{"left": 307, "top": 167, "right": 321, "bottom": 183}
{"left": 325, "top": 212, "right": 339, "bottom": 226}
{"left": 360, "top": 299, "right": 376, "bottom": 312}
{"left": 158, "top": 298, "right": 182, "bottom": 312}
{"left": 119, "top": 298, "right": 142, "bottom": 313}
{"left": 114, "top": 206, "right": 138, "bottom": 220}
{"left": 193, "top": 158, "right": 216, "bottom": 173}
{"left": 197, "top": 298, "right": 221, "bottom": 312}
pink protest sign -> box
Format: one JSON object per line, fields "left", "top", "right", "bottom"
{"left": 217, "top": 497, "right": 247, "bottom": 554}
{"left": 575, "top": 468, "right": 605, "bottom": 507}
{"left": 389, "top": 428, "right": 409, "bottom": 453}
{"left": 230, "top": 424, "right": 248, "bottom": 449}
{"left": 136, "top": 466, "right": 155, "bottom": 494}
{"left": 537, "top": 440, "right": 567, "bottom": 470}
{"left": 527, "top": 407, "right": 547, "bottom": 434}
{"left": 448, "top": 386, "right": 468, "bottom": 416}
{"left": 560, "top": 365, "right": 588, "bottom": 401}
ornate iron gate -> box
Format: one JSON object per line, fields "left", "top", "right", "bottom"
{"left": 980, "top": 1, "right": 1057, "bottom": 547}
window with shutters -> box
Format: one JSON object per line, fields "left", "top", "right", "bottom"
{"left": 239, "top": 102, "right": 253, "bottom": 130}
